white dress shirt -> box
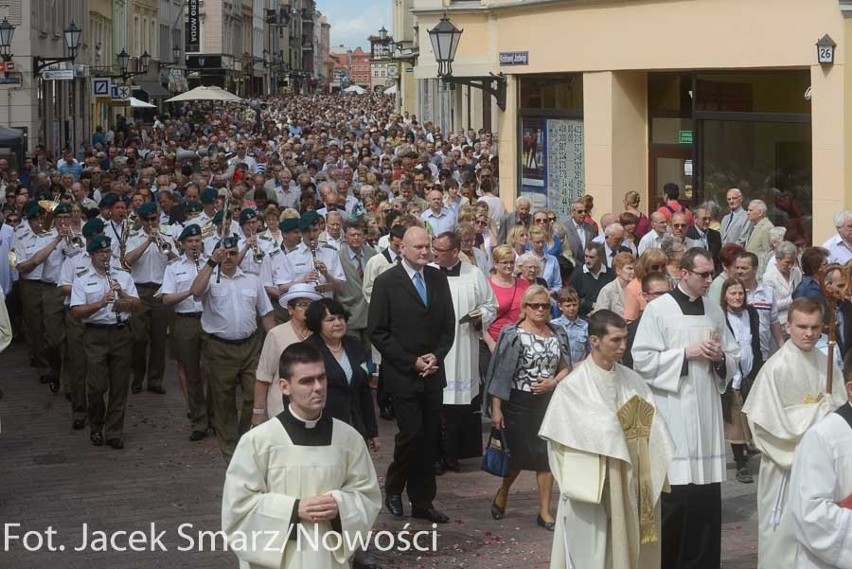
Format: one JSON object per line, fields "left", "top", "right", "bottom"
{"left": 160, "top": 254, "right": 206, "bottom": 314}
{"left": 70, "top": 267, "right": 138, "bottom": 325}
{"left": 196, "top": 268, "right": 272, "bottom": 340}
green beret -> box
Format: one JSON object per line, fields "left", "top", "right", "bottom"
{"left": 82, "top": 218, "right": 105, "bottom": 238}
{"left": 299, "top": 210, "right": 319, "bottom": 232}
{"left": 185, "top": 200, "right": 203, "bottom": 214}
{"left": 201, "top": 187, "right": 218, "bottom": 204}
{"left": 219, "top": 235, "right": 240, "bottom": 250}
{"left": 53, "top": 203, "right": 72, "bottom": 216}
{"left": 213, "top": 210, "right": 225, "bottom": 224}
{"left": 24, "top": 201, "right": 44, "bottom": 219}
{"left": 86, "top": 235, "right": 112, "bottom": 253}
{"left": 239, "top": 208, "right": 257, "bottom": 225}
{"left": 99, "top": 194, "right": 118, "bottom": 208}
{"left": 179, "top": 224, "right": 202, "bottom": 241}
{"left": 137, "top": 202, "right": 158, "bottom": 218}
{"left": 279, "top": 218, "right": 301, "bottom": 232}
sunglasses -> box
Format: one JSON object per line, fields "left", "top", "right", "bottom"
{"left": 547, "top": 217, "right": 556, "bottom": 222}
{"left": 672, "top": 223, "right": 687, "bottom": 229}
{"left": 648, "top": 264, "right": 666, "bottom": 271}
{"left": 475, "top": 220, "right": 488, "bottom": 226}
{"left": 526, "top": 302, "right": 550, "bottom": 311}
{"left": 534, "top": 218, "right": 548, "bottom": 224}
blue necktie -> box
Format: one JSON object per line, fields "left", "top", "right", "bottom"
{"left": 413, "top": 272, "right": 428, "bottom": 306}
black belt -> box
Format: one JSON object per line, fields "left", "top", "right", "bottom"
{"left": 136, "top": 282, "right": 160, "bottom": 288}
{"left": 85, "top": 322, "right": 127, "bottom": 330}
{"left": 23, "top": 280, "right": 50, "bottom": 286}
{"left": 176, "top": 312, "right": 203, "bottom": 318}
{"left": 208, "top": 333, "right": 254, "bottom": 345}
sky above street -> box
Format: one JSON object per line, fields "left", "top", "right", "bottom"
{"left": 317, "top": 0, "right": 392, "bottom": 50}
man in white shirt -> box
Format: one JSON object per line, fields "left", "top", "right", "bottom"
{"left": 821, "top": 209, "right": 852, "bottom": 265}
{"left": 735, "top": 251, "right": 785, "bottom": 360}
{"left": 637, "top": 212, "right": 668, "bottom": 255}
{"left": 190, "top": 235, "right": 276, "bottom": 461}
{"left": 421, "top": 188, "right": 457, "bottom": 236}
{"left": 228, "top": 142, "right": 258, "bottom": 174}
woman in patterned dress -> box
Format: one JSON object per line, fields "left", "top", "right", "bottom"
{"left": 486, "top": 285, "right": 572, "bottom": 530}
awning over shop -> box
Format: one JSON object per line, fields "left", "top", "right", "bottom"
{"left": 133, "top": 81, "right": 172, "bottom": 99}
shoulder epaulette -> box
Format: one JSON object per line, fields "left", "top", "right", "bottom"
{"left": 321, "top": 244, "right": 338, "bottom": 251}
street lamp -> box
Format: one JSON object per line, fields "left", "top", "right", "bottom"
{"left": 116, "top": 48, "right": 150, "bottom": 82}
{"left": 34, "top": 20, "right": 83, "bottom": 73}
{"left": 172, "top": 44, "right": 182, "bottom": 65}
{"left": 0, "top": 17, "right": 14, "bottom": 62}
{"left": 427, "top": 15, "right": 505, "bottom": 110}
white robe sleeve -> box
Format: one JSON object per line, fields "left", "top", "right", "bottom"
{"left": 631, "top": 305, "right": 686, "bottom": 393}
{"left": 222, "top": 434, "right": 300, "bottom": 568}
{"left": 548, "top": 442, "right": 605, "bottom": 504}
{"left": 327, "top": 439, "right": 382, "bottom": 565}
{"left": 789, "top": 425, "right": 852, "bottom": 569}
{"left": 751, "top": 423, "right": 798, "bottom": 471}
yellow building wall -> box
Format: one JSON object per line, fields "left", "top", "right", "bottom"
{"left": 416, "top": 0, "right": 847, "bottom": 243}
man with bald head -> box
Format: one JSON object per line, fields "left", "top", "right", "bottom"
{"left": 368, "top": 226, "right": 456, "bottom": 524}
{"left": 638, "top": 211, "right": 669, "bottom": 254}
{"left": 721, "top": 188, "right": 750, "bottom": 246}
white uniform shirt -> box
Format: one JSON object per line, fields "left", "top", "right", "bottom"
{"left": 196, "top": 268, "right": 273, "bottom": 340}
{"left": 238, "top": 234, "right": 276, "bottom": 276}
{"left": 126, "top": 230, "right": 176, "bottom": 284}
{"left": 259, "top": 248, "right": 292, "bottom": 288}
{"left": 160, "top": 254, "right": 205, "bottom": 314}
{"left": 283, "top": 241, "right": 346, "bottom": 297}
{"left": 822, "top": 234, "right": 852, "bottom": 266}
{"left": 70, "top": 267, "right": 138, "bottom": 325}
{"left": 59, "top": 252, "right": 118, "bottom": 307}
{"left": 41, "top": 231, "right": 76, "bottom": 284}
{"left": 15, "top": 228, "right": 47, "bottom": 281}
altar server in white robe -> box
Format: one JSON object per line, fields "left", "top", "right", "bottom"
{"left": 431, "top": 231, "right": 497, "bottom": 469}
{"left": 742, "top": 297, "right": 848, "bottom": 569}
{"left": 631, "top": 248, "right": 740, "bottom": 569}
{"left": 540, "top": 310, "right": 675, "bottom": 569}
{"left": 788, "top": 360, "right": 852, "bottom": 569}
{"left": 222, "top": 342, "right": 381, "bottom": 569}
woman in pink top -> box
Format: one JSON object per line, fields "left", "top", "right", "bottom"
{"left": 623, "top": 248, "right": 668, "bottom": 322}
{"left": 485, "top": 245, "right": 530, "bottom": 351}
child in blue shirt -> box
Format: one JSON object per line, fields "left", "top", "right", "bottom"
{"left": 551, "top": 287, "right": 589, "bottom": 367}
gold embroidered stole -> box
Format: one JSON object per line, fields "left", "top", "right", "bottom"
{"left": 617, "top": 395, "right": 658, "bottom": 544}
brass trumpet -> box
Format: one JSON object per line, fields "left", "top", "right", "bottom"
{"left": 67, "top": 228, "right": 84, "bottom": 250}
{"left": 38, "top": 200, "right": 59, "bottom": 232}
{"left": 154, "top": 228, "right": 173, "bottom": 255}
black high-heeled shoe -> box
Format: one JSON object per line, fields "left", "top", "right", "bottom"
{"left": 536, "top": 514, "right": 555, "bottom": 531}
{"left": 491, "top": 491, "right": 506, "bottom": 520}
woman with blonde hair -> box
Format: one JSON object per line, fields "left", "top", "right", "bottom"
{"left": 660, "top": 234, "right": 686, "bottom": 287}
{"left": 485, "top": 245, "right": 530, "bottom": 351}
{"left": 623, "top": 190, "right": 650, "bottom": 238}
{"left": 532, "top": 208, "right": 562, "bottom": 257}
{"left": 475, "top": 210, "right": 498, "bottom": 257}
{"left": 506, "top": 225, "right": 529, "bottom": 257}
{"left": 486, "top": 284, "right": 571, "bottom": 529}
{"left": 623, "top": 248, "right": 668, "bottom": 322}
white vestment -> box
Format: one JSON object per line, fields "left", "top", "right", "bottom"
{"left": 436, "top": 262, "right": 496, "bottom": 405}
{"left": 742, "top": 341, "right": 847, "bottom": 569}
{"left": 631, "top": 292, "right": 740, "bottom": 485}
{"left": 222, "top": 414, "right": 381, "bottom": 569}
{"left": 539, "top": 359, "right": 674, "bottom": 569}
{"left": 789, "top": 408, "right": 852, "bottom": 569}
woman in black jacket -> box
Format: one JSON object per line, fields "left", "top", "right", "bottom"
{"left": 304, "top": 298, "right": 379, "bottom": 452}
{"left": 720, "top": 277, "right": 763, "bottom": 484}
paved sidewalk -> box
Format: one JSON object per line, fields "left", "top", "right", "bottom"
{"left": 0, "top": 342, "right": 757, "bottom": 568}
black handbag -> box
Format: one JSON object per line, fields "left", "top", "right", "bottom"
{"left": 480, "top": 428, "right": 511, "bottom": 477}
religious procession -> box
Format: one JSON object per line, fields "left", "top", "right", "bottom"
{"left": 5, "top": 56, "right": 852, "bottom": 569}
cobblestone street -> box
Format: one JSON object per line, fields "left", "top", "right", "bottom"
{"left": 1, "top": 342, "right": 758, "bottom": 568}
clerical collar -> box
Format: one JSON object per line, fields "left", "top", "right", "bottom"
{"left": 675, "top": 284, "right": 700, "bottom": 303}
{"left": 289, "top": 404, "right": 321, "bottom": 429}
{"left": 439, "top": 261, "right": 462, "bottom": 276}
{"left": 669, "top": 285, "right": 706, "bottom": 316}
{"left": 278, "top": 405, "right": 333, "bottom": 446}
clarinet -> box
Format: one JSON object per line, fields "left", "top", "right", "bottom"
{"left": 309, "top": 239, "right": 320, "bottom": 285}
{"left": 104, "top": 260, "right": 122, "bottom": 324}
{"left": 193, "top": 251, "right": 200, "bottom": 273}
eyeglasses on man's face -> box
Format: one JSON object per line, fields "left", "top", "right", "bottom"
{"left": 688, "top": 269, "right": 714, "bottom": 280}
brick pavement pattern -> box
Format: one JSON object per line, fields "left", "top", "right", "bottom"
{"left": 0, "top": 343, "right": 758, "bottom": 568}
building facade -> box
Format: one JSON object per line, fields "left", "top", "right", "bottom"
{"left": 410, "top": 0, "right": 852, "bottom": 245}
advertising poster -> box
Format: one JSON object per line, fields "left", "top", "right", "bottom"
{"left": 545, "top": 119, "right": 584, "bottom": 215}
{"left": 519, "top": 117, "right": 547, "bottom": 209}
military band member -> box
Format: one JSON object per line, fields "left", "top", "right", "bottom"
{"left": 202, "top": 210, "right": 232, "bottom": 256}
{"left": 280, "top": 216, "right": 303, "bottom": 254}
{"left": 58, "top": 218, "right": 108, "bottom": 429}
{"left": 195, "top": 187, "right": 219, "bottom": 227}
{"left": 283, "top": 211, "right": 345, "bottom": 298}
{"left": 70, "top": 235, "right": 142, "bottom": 449}
{"left": 124, "top": 201, "right": 177, "bottom": 395}
{"left": 237, "top": 208, "right": 274, "bottom": 276}
{"left": 15, "top": 201, "right": 64, "bottom": 389}
{"left": 168, "top": 200, "right": 204, "bottom": 241}
{"left": 259, "top": 218, "right": 299, "bottom": 323}
{"left": 160, "top": 224, "right": 209, "bottom": 442}
{"left": 41, "top": 203, "right": 81, "bottom": 394}
{"left": 102, "top": 193, "right": 129, "bottom": 261}
{"left": 190, "top": 235, "right": 276, "bottom": 461}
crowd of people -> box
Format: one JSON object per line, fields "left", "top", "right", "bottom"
{"left": 0, "top": 90, "right": 850, "bottom": 569}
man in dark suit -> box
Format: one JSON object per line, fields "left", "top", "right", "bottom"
{"left": 368, "top": 226, "right": 456, "bottom": 524}
{"left": 687, "top": 205, "right": 723, "bottom": 274}
{"left": 496, "top": 197, "right": 531, "bottom": 245}
{"left": 560, "top": 200, "right": 597, "bottom": 264}
{"left": 568, "top": 242, "right": 614, "bottom": 318}
{"left": 602, "top": 222, "right": 633, "bottom": 269}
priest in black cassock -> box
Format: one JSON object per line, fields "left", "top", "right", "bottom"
{"left": 631, "top": 248, "right": 740, "bottom": 569}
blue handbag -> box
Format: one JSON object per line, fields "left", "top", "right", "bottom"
{"left": 480, "top": 428, "right": 512, "bottom": 477}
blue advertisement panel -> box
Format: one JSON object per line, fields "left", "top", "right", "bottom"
{"left": 519, "top": 117, "right": 547, "bottom": 209}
